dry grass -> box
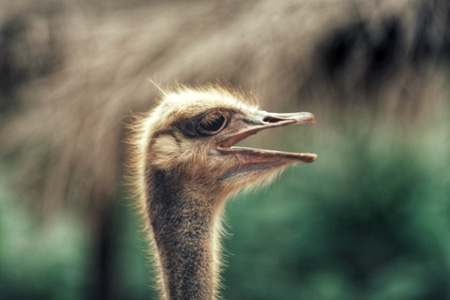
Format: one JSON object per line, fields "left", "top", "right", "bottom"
{"left": 0, "top": 0, "right": 448, "bottom": 216}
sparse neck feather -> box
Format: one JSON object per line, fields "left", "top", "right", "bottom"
{"left": 147, "top": 168, "right": 224, "bottom": 300}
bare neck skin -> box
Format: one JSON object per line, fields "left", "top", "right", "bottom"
{"left": 147, "top": 168, "right": 223, "bottom": 300}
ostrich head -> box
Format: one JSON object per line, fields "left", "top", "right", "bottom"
{"left": 134, "top": 85, "right": 316, "bottom": 201}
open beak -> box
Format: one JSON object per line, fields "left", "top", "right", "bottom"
{"left": 217, "top": 110, "right": 317, "bottom": 169}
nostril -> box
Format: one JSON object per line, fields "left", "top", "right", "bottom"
{"left": 263, "top": 116, "right": 283, "bottom": 123}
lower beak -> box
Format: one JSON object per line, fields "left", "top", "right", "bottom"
{"left": 217, "top": 111, "right": 317, "bottom": 167}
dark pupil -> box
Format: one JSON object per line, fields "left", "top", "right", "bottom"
{"left": 200, "top": 114, "right": 225, "bottom": 132}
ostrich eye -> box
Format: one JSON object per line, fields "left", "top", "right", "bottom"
{"left": 197, "top": 111, "right": 227, "bottom": 135}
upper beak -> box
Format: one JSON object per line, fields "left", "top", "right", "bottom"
{"left": 217, "top": 110, "right": 317, "bottom": 166}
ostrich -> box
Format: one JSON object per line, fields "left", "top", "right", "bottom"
{"left": 129, "top": 85, "right": 317, "bottom": 300}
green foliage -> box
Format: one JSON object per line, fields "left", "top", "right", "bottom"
{"left": 112, "top": 197, "right": 158, "bottom": 300}
{"left": 0, "top": 173, "right": 88, "bottom": 300}
{"left": 1, "top": 107, "right": 450, "bottom": 300}
{"left": 222, "top": 112, "right": 450, "bottom": 300}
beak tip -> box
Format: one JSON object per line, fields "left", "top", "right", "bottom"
{"left": 294, "top": 112, "right": 315, "bottom": 124}
{"left": 305, "top": 154, "right": 318, "bottom": 163}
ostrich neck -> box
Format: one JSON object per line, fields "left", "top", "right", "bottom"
{"left": 147, "top": 169, "right": 223, "bottom": 300}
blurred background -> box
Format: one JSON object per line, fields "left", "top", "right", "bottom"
{"left": 0, "top": 0, "right": 449, "bottom": 299}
